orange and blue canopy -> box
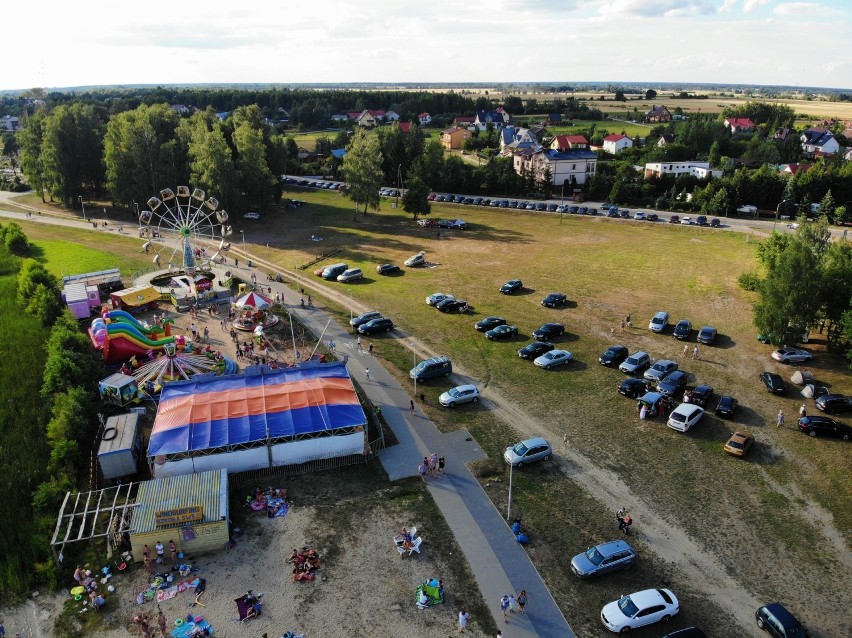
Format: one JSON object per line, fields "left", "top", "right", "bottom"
{"left": 149, "top": 362, "right": 365, "bottom": 456}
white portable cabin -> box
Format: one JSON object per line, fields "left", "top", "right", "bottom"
{"left": 98, "top": 412, "right": 143, "bottom": 480}
{"left": 62, "top": 283, "right": 100, "bottom": 319}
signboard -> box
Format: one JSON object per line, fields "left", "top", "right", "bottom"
{"left": 155, "top": 505, "right": 203, "bottom": 527}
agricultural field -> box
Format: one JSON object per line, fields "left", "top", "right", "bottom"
{"left": 243, "top": 188, "right": 850, "bottom": 637}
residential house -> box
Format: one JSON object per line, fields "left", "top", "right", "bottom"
{"left": 455, "top": 115, "right": 476, "bottom": 128}
{"left": 384, "top": 110, "right": 400, "bottom": 122}
{"left": 0, "top": 115, "right": 20, "bottom": 131}
{"left": 330, "top": 149, "right": 347, "bottom": 159}
{"left": 645, "top": 106, "right": 672, "bottom": 123}
{"left": 547, "top": 114, "right": 563, "bottom": 125}
{"left": 800, "top": 128, "right": 839, "bottom": 155}
{"left": 778, "top": 162, "right": 812, "bottom": 176}
{"left": 475, "top": 109, "right": 510, "bottom": 130}
{"left": 170, "top": 104, "right": 191, "bottom": 115}
{"left": 774, "top": 128, "right": 794, "bottom": 141}
{"left": 513, "top": 148, "right": 597, "bottom": 186}
{"left": 550, "top": 135, "right": 588, "bottom": 152}
{"left": 215, "top": 112, "right": 229, "bottom": 122}
{"left": 657, "top": 133, "right": 676, "bottom": 147}
{"left": 441, "top": 127, "right": 471, "bottom": 150}
{"left": 602, "top": 134, "right": 633, "bottom": 154}
{"left": 418, "top": 113, "right": 432, "bottom": 125}
{"left": 500, "top": 126, "right": 538, "bottom": 153}
{"left": 331, "top": 114, "right": 349, "bottom": 123}
{"left": 724, "top": 117, "right": 755, "bottom": 133}
{"left": 528, "top": 126, "right": 548, "bottom": 143}
{"left": 841, "top": 127, "right": 852, "bottom": 142}
{"left": 347, "top": 112, "right": 362, "bottom": 121}
{"left": 355, "top": 110, "right": 380, "bottom": 128}
{"left": 644, "top": 161, "right": 721, "bottom": 179}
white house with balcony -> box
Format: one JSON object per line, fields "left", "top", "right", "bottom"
{"left": 644, "top": 161, "right": 721, "bottom": 179}
{"left": 514, "top": 149, "right": 597, "bottom": 186}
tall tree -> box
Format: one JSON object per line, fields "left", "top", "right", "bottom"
{"left": 17, "top": 109, "right": 47, "bottom": 201}
{"left": 39, "top": 103, "right": 104, "bottom": 205}
{"left": 342, "top": 129, "right": 383, "bottom": 217}
{"left": 187, "top": 116, "right": 240, "bottom": 214}
{"left": 233, "top": 120, "right": 274, "bottom": 211}
{"left": 402, "top": 176, "right": 431, "bottom": 219}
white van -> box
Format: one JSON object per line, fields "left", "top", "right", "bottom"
{"left": 337, "top": 268, "right": 363, "bottom": 283}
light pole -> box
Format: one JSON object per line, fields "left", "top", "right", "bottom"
{"left": 78, "top": 195, "right": 86, "bottom": 221}
{"left": 412, "top": 340, "right": 418, "bottom": 399}
{"left": 239, "top": 230, "right": 246, "bottom": 266}
{"left": 507, "top": 460, "right": 514, "bottom": 521}
{"left": 133, "top": 201, "right": 139, "bottom": 218}
{"left": 773, "top": 203, "right": 781, "bottom": 233}
{"left": 349, "top": 288, "right": 353, "bottom": 328}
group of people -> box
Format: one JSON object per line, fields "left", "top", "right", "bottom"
{"left": 132, "top": 608, "right": 169, "bottom": 638}
{"left": 616, "top": 507, "right": 633, "bottom": 535}
{"left": 419, "top": 453, "right": 445, "bottom": 480}
{"left": 499, "top": 589, "right": 529, "bottom": 621}
{"left": 286, "top": 548, "right": 320, "bottom": 582}
{"left": 141, "top": 540, "right": 179, "bottom": 571}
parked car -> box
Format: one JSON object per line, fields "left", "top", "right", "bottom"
{"left": 771, "top": 347, "right": 813, "bottom": 363}
{"left": 568, "top": 205, "right": 580, "bottom": 213}
{"left": 436, "top": 219, "right": 454, "bottom": 228}
{"left": 649, "top": 311, "right": 669, "bottom": 333}
{"left": 724, "top": 431, "right": 755, "bottom": 457}
{"left": 755, "top": 602, "right": 808, "bottom": 638}
{"left": 336, "top": 268, "right": 363, "bottom": 283}
{"left": 500, "top": 279, "right": 523, "bottom": 294}
{"left": 437, "top": 299, "right": 469, "bottom": 313}
{"left": 697, "top": 326, "right": 717, "bottom": 345}
{"left": 607, "top": 209, "right": 620, "bottom": 218}
{"left": 599, "top": 345, "right": 629, "bottom": 367}
{"left": 669, "top": 215, "right": 680, "bottom": 224}
{"left": 570, "top": 540, "right": 637, "bottom": 578}
{"left": 618, "top": 378, "right": 650, "bottom": 399}
{"left": 404, "top": 251, "right": 426, "bottom": 267}
{"left": 243, "top": 211, "right": 261, "bottom": 220}
{"left": 439, "top": 384, "right": 480, "bottom": 408}
{"left": 619, "top": 351, "right": 650, "bottom": 374}
{"left": 673, "top": 320, "right": 692, "bottom": 340}
{"left": 504, "top": 437, "right": 552, "bottom": 466}
{"left": 541, "top": 292, "right": 567, "bottom": 308}
{"left": 533, "top": 323, "right": 565, "bottom": 341}
{"left": 518, "top": 341, "right": 555, "bottom": 360}
{"left": 658, "top": 370, "right": 688, "bottom": 398}
{"left": 357, "top": 317, "right": 394, "bottom": 335}
{"left": 376, "top": 263, "right": 401, "bottom": 275}
{"left": 715, "top": 395, "right": 738, "bottom": 418}
{"left": 450, "top": 219, "right": 468, "bottom": 229}
{"left": 681, "top": 216, "right": 692, "bottom": 225}
{"left": 475, "top": 316, "right": 506, "bottom": 331}
{"left": 667, "top": 403, "right": 705, "bottom": 432}
{"left": 426, "top": 292, "right": 454, "bottom": 306}
{"left": 600, "top": 588, "right": 679, "bottom": 633}
{"left": 710, "top": 218, "right": 721, "bottom": 228}
{"left": 486, "top": 324, "right": 518, "bottom": 340}
{"left": 647, "top": 213, "right": 659, "bottom": 221}
{"left": 534, "top": 349, "right": 573, "bottom": 369}
{"left": 644, "top": 359, "right": 678, "bottom": 383}
{"left": 350, "top": 311, "right": 382, "bottom": 328}
{"left": 634, "top": 211, "right": 645, "bottom": 220}
{"left": 687, "top": 384, "right": 714, "bottom": 407}
{"left": 696, "top": 215, "right": 708, "bottom": 226}
{"left": 660, "top": 629, "right": 707, "bottom": 638}
{"left": 759, "top": 372, "right": 786, "bottom": 394}
{"left": 410, "top": 355, "right": 452, "bottom": 381}
{"left": 797, "top": 416, "right": 852, "bottom": 440}
{"left": 815, "top": 393, "right": 852, "bottom": 414}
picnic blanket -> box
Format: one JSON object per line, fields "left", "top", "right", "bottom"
{"left": 170, "top": 617, "right": 213, "bottom": 637}
{"left": 268, "top": 498, "right": 288, "bottom": 518}
{"left": 415, "top": 579, "right": 444, "bottom": 607}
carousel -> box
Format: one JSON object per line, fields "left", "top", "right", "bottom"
{"left": 127, "top": 342, "right": 239, "bottom": 398}
{"left": 232, "top": 291, "right": 280, "bottom": 332}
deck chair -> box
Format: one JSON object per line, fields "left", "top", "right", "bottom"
{"left": 394, "top": 526, "right": 417, "bottom": 545}
{"left": 407, "top": 537, "right": 422, "bottom": 556}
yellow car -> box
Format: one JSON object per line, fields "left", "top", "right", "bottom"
{"left": 724, "top": 431, "right": 754, "bottom": 457}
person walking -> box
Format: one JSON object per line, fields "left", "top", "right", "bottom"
{"left": 356, "top": 335, "right": 363, "bottom": 352}
{"left": 157, "top": 609, "right": 167, "bottom": 637}
{"left": 777, "top": 409, "right": 785, "bottom": 427}
{"left": 508, "top": 593, "right": 517, "bottom": 614}
{"left": 409, "top": 399, "right": 415, "bottom": 413}
{"left": 799, "top": 404, "right": 807, "bottom": 419}
{"left": 563, "top": 433, "right": 569, "bottom": 450}
{"left": 692, "top": 345, "right": 699, "bottom": 359}
{"left": 0, "top": 619, "right": 5, "bottom": 638}
{"left": 328, "top": 338, "right": 335, "bottom": 352}
{"left": 168, "top": 540, "right": 177, "bottom": 565}
{"left": 419, "top": 461, "right": 428, "bottom": 482}
{"left": 517, "top": 589, "right": 528, "bottom": 614}
{"left": 458, "top": 610, "right": 470, "bottom": 633}
{"left": 438, "top": 456, "right": 445, "bottom": 475}
{"left": 683, "top": 343, "right": 689, "bottom": 356}
{"left": 365, "top": 368, "right": 370, "bottom": 381}
{"left": 500, "top": 594, "right": 511, "bottom": 622}
{"left": 368, "top": 342, "right": 373, "bottom": 355}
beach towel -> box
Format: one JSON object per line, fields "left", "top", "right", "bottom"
{"left": 234, "top": 595, "right": 253, "bottom": 620}
{"left": 170, "top": 617, "right": 213, "bottom": 638}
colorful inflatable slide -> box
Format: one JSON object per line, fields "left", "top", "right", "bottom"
{"left": 90, "top": 310, "right": 179, "bottom": 364}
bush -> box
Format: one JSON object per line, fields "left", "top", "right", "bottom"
{"left": 738, "top": 271, "right": 762, "bottom": 292}
{"left": 0, "top": 222, "right": 28, "bottom": 255}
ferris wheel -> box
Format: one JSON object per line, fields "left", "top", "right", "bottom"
{"left": 138, "top": 186, "right": 232, "bottom": 275}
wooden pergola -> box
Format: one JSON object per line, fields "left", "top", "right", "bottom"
{"left": 50, "top": 483, "right": 140, "bottom": 565}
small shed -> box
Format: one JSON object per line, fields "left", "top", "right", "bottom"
{"left": 129, "top": 468, "right": 229, "bottom": 562}
{"left": 98, "top": 413, "right": 143, "bottom": 480}
{"left": 110, "top": 285, "right": 160, "bottom": 312}
{"left": 99, "top": 373, "right": 139, "bottom": 406}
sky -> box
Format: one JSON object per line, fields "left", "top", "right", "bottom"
{"left": 6, "top": 0, "right": 851, "bottom": 92}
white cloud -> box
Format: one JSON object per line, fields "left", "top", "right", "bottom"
{"left": 719, "top": 0, "right": 738, "bottom": 11}
{"left": 773, "top": 1, "right": 828, "bottom": 15}
{"left": 598, "top": 0, "right": 717, "bottom": 17}
{"left": 743, "top": 0, "right": 773, "bottom": 13}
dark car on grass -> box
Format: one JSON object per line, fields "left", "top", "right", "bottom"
{"left": 599, "top": 345, "right": 629, "bottom": 367}
{"left": 437, "top": 299, "right": 469, "bottom": 313}
{"left": 815, "top": 394, "right": 852, "bottom": 414}
{"left": 486, "top": 324, "right": 519, "bottom": 340}
{"left": 357, "top": 317, "right": 394, "bottom": 335}
{"left": 715, "top": 395, "right": 738, "bottom": 418}
{"left": 687, "top": 384, "right": 714, "bottom": 407}
{"left": 647, "top": 213, "right": 659, "bottom": 221}
{"left": 376, "top": 263, "right": 401, "bottom": 275}
{"left": 797, "top": 416, "right": 852, "bottom": 440}
{"left": 618, "top": 378, "right": 650, "bottom": 399}
{"left": 475, "top": 316, "right": 506, "bottom": 331}
{"left": 669, "top": 214, "right": 680, "bottom": 224}
{"left": 697, "top": 326, "right": 717, "bottom": 345}
{"left": 500, "top": 279, "right": 524, "bottom": 294}
{"left": 518, "top": 341, "right": 555, "bottom": 360}
{"left": 533, "top": 323, "right": 565, "bottom": 341}
{"left": 756, "top": 602, "right": 808, "bottom": 638}
{"left": 541, "top": 292, "right": 567, "bottom": 308}
{"left": 658, "top": 370, "right": 688, "bottom": 398}
{"left": 759, "top": 372, "right": 786, "bottom": 394}
{"left": 673, "top": 320, "right": 692, "bottom": 340}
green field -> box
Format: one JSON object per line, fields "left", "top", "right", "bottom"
{"left": 248, "top": 189, "right": 851, "bottom": 636}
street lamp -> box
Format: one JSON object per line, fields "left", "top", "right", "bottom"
{"left": 78, "top": 195, "right": 86, "bottom": 221}
{"left": 133, "top": 201, "right": 139, "bottom": 218}
{"left": 507, "top": 460, "right": 514, "bottom": 521}
{"left": 349, "top": 288, "right": 353, "bottom": 328}
{"left": 773, "top": 203, "right": 781, "bottom": 233}
{"left": 239, "top": 230, "right": 246, "bottom": 265}
{"left": 412, "top": 340, "right": 418, "bottom": 399}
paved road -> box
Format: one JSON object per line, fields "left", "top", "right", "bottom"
{"left": 0, "top": 203, "right": 576, "bottom": 637}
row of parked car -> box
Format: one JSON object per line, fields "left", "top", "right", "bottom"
{"left": 284, "top": 177, "right": 346, "bottom": 191}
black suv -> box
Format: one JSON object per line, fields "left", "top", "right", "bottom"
{"left": 815, "top": 393, "right": 852, "bottom": 414}
{"left": 755, "top": 602, "right": 808, "bottom": 638}
{"left": 599, "top": 345, "right": 629, "bottom": 367}
{"left": 797, "top": 416, "right": 852, "bottom": 440}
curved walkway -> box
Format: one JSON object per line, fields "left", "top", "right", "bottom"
{"left": 0, "top": 205, "right": 575, "bottom": 637}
